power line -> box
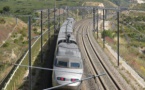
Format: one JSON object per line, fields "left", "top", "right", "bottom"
{"left": 43, "top": 73, "right": 106, "bottom": 90}
{"left": 1, "top": 63, "right": 93, "bottom": 76}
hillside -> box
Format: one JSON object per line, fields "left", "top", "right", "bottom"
{"left": 0, "top": 16, "right": 28, "bottom": 83}
{"left": 0, "top": 16, "right": 27, "bottom": 45}
{"left": 0, "top": 0, "right": 81, "bottom": 15}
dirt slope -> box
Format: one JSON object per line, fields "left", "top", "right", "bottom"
{"left": 0, "top": 17, "right": 27, "bottom": 45}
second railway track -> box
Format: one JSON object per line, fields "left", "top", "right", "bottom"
{"left": 74, "top": 19, "right": 133, "bottom": 90}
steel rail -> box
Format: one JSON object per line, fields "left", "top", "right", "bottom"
{"left": 81, "top": 22, "right": 113, "bottom": 90}
{"left": 82, "top": 25, "right": 106, "bottom": 90}
{"left": 77, "top": 19, "right": 122, "bottom": 90}
{"left": 75, "top": 19, "right": 100, "bottom": 90}
{"left": 87, "top": 20, "right": 132, "bottom": 90}
{"left": 85, "top": 21, "right": 121, "bottom": 90}
{"left": 75, "top": 19, "right": 105, "bottom": 90}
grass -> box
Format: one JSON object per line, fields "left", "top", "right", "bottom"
{"left": 0, "top": 0, "right": 81, "bottom": 15}
{"left": 0, "top": 0, "right": 129, "bottom": 17}
{"left": 104, "top": 34, "right": 145, "bottom": 80}
{"left": 93, "top": 10, "right": 145, "bottom": 81}
{"left": 0, "top": 16, "right": 24, "bottom": 81}
{"left": 0, "top": 0, "right": 83, "bottom": 22}
{"left": 5, "top": 25, "right": 55, "bottom": 90}
{"left": 0, "top": 17, "right": 6, "bottom": 24}
{"left": 94, "top": 29, "right": 145, "bottom": 89}
{"left": 0, "top": 16, "right": 35, "bottom": 84}
{"left": 0, "top": 4, "right": 64, "bottom": 86}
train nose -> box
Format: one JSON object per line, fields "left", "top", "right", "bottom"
{"left": 56, "top": 76, "right": 81, "bottom": 86}
{"left": 54, "top": 70, "right": 82, "bottom": 86}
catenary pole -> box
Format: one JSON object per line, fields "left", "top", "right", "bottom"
{"left": 117, "top": 10, "right": 120, "bottom": 66}
{"left": 93, "top": 8, "right": 95, "bottom": 31}
{"left": 41, "top": 10, "right": 43, "bottom": 63}
{"left": 48, "top": 9, "right": 51, "bottom": 47}
{"left": 28, "top": 16, "right": 32, "bottom": 90}
{"left": 96, "top": 8, "right": 99, "bottom": 39}
{"left": 103, "top": 9, "right": 105, "bottom": 48}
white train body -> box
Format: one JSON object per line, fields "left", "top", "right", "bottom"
{"left": 52, "top": 18, "right": 83, "bottom": 89}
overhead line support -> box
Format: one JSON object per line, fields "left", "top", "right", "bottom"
{"left": 117, "top": 11, "right": 120, "bottom": 66}
{"left": 41, "top": 10, "right": 43, "bottom": 63}
{"left": 28, "top": 16, "right": 32, "bottom": 90}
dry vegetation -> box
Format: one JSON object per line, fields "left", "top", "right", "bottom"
{"left": 84, "top": 2, "right": 104, "bottom": 6}
{"left": 0, "top": 16, "right": 40, "bottom": 83}
{"left": 103, "top": 17, "right": 145, "bottom": 80}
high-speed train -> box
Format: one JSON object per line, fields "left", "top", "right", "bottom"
{"left": 52, "top": 18, "right": 83, "bottom": 89}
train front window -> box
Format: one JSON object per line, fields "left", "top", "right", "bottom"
{"left": 70, "top": 62, "right": 80, "bottom": 68}
{"left": 57, "top": 61, "right": 68, "bottom": 67}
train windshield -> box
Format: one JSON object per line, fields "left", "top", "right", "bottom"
{"left": 57, "top": 61, "right": 68, "bottom": 67}
{"left": 70, "top": 62, "right": 80, "bottom": 68}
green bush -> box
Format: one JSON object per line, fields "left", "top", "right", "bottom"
{"left": 101, "top": 30, "right": 115, "bottom": 38}
{"left": 34, "top": 31, "right": 40, "bottom": 35}
{"left": 0, "top": 17, "right": 6, "bottom": 24}
{"left": 33, "top": 27, "right": 37, "bottom": 32}
{"left": 22, "top": 41, "right": 28, "bottom": 45}
{"left": 3, "top": 6, "right": 10, "bottom": 12}
{"left": 19, "top": 36, "right": 24, "bottom": 41}
{"left": 0, "top": 10, "right": 3, "bottom": 13}
{"left": 14, "top": 39, "right": 18, "bottom": 43}
{"left": 2, "top": 42, "right": 9, "bottom": 47}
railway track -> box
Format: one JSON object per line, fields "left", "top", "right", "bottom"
{"left": 74, "top": 20, "right": 99, "bottom": 90}
{"left": 83, "top": 22, "right": 121, "bottom": 90}
{"left": 74, "top": 19, "right": 132, "bottom": 90}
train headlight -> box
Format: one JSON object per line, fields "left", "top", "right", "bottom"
{"left": 71, "top": 78, "right": 79, "bottom": 82}
{"left": 57, "top": 77, "right": 66, "bottom": 81}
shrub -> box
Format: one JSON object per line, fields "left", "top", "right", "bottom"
{"left": 33, "top": 28, "right": 37, "bottom": 32}
{"left": 3, "top": 6, "right": 10, "bottom": 12}
{"left": 19, "top": 30, "right": 26, "bottom": 37}
{"left": 101, "top": 30, "right": 115, "bottom": 38}
{"left": 2, "top": 42, "right": 9, "bottom": 47}
{"left": 22, "top": 33, "right": 26, "bottom": 37}
{"left": 19, "top": 36, "right": 23, "bottom": 41}
{"left": 0, "top": 10, "right": 3, "bottom": 14}
{"left": 22, "top": 41, "right": 28, "bottom": 45}
{"left": 0, "top": 17, "right": 6, "bottom": 24}
{"left": 14, "top": 39, "right": 18, "bottom": 43}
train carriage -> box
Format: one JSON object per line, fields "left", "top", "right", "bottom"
{"left": 52, "top": 18, "right": 83, "bottom": 90}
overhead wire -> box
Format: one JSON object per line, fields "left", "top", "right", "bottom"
{"left": 0, "top": 62, "right": 94, "bottom": 76}
{"left": 43, "top": 73, "right": 106, "bottom": 90}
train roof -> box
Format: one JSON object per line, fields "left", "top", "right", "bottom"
{"left": 59, "top": 24, "right": 73, "bottom": 33}
{"left": 57, "top": 43, "right": 81, "bottom": 58}
{"left": 57, "top": 33, "right": 76, "bottom": 43}
{"left": 59, "top": 18, "right": 75, "bottom": 34}
{"left": 56, "top": 55, "right": 82, "bottom": 62}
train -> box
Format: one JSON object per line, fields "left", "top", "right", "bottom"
{"left": 52, "top": 18, "right": 83, "bottom": 90}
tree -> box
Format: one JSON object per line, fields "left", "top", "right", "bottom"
{"left": 0, "top": 10, "right": 3, "bottom": 13}
{"left": 3, "top": 6, "right": 10, "bottom": 12}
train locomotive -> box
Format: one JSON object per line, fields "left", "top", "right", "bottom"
{"left": 52, "top": 18, "right": 83, "bottom": 90}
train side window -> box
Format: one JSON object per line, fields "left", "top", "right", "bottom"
{"left": 70, "top": 62, "right": 80, "bottom": 68}
{"left": 69, "top": 40, "right": 77, "bottom": 44}
{"left": 57, "top": 61, "right": 68, "bottom": 67}
{"left": 58, "top": 39, "right": 67, "bottom": 44}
